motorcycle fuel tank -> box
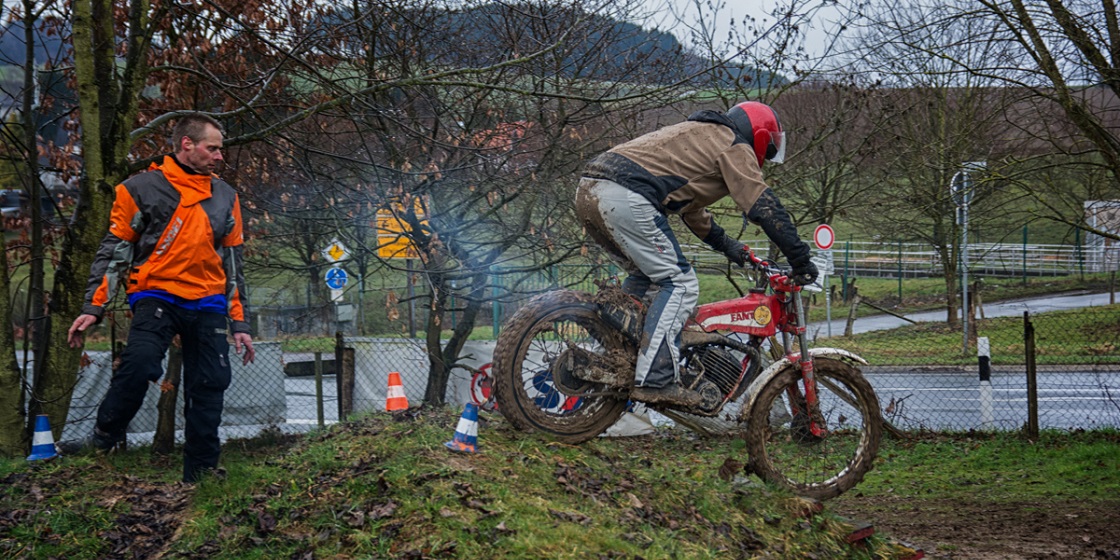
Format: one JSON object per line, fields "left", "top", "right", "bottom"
{"left": 691, "top": 290, "right": 779, "bottom": 337}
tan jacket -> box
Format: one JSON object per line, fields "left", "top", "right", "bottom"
{"left": 582, "top": 111, "right": 768, "bottom": 244}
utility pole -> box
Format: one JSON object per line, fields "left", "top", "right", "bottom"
{"left": 951, "top": 162, "right": 985, "bottom": 354}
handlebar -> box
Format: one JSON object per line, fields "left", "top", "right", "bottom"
{"left": 741, "top": 246, "right": 799, "bottom": 292}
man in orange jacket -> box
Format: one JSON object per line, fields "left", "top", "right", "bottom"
{"left": 67, "top": 113, "right": 254, "bottom": 483}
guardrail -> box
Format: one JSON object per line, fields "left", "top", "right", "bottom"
{"left": 684, "top": 239, "right": 1119, "bottom": 279}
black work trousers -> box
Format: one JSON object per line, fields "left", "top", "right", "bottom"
{"left": 96, "top": 297, "right": 232, "bottom": 482}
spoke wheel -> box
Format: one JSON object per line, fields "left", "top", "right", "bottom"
{"left": 492, "top": 290, "right": 630, "bottom": 444}
{"left": 744, "top": 357, "right": 882, "bottom": 500}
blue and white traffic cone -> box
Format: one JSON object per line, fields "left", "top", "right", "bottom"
{"left": 27, "top": 414, "right": 58, "bottom": 461}
{"left": 444, "top": 403, "right": 480, "bottom": 454}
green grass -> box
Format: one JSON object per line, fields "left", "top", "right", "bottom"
{"left": 843, "top": 430, "right": 1120, "bottom": 502}
{"left": 5, "top": 414, "right": 1115, "bottom": 559}
{"left": 1, "top": 410, "right": 921, "bottom": 559}
{"left": 830, "top": 304, "right": 1120, "bottom": 366}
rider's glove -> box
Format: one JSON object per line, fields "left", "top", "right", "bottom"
{"left": 722, "top": 240, "right": 748, "bottom": 267}
{"left": 790, "top": 257, "right": 819, "bottom": 286}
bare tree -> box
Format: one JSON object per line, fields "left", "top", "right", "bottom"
{"left": 4, "top": 0, "right": 696, "bottom": 444}
{"left": 0, "top": 0, "right": 73, "bottom": 456}
{"left": 265, "top": 0, "right": 699, "bottom": 404}
{"left": 843, "top": 1, "right": 1027, "bottom": 324}
{"left": 917, "top": 0, "right": 1120, "bottom": 239}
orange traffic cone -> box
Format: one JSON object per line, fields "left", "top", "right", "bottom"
{"left": 386, "top": 371, "right": 409, "bottom": 411}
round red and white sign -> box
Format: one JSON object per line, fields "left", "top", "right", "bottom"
{"left": 813, "top": 224, "right": 835, "bottom": 250}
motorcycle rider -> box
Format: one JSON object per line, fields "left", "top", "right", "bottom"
{"left": 574, "top": 101, "right": 818, "bottom": 406}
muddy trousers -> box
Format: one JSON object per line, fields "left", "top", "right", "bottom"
{"left": 575, "top": 178, "right": 698, "bottom": 388}
{"left": 96, "top": 298, "right": 232, "bottom": 482}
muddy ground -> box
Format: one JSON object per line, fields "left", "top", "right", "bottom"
{"left": 8, "top": 469, "right": 1119, "bottom": 559}
{"left": 833, "top": 494, "right": 1120, "bottom": 559}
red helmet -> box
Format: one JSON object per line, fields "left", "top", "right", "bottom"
{"left": 727, "top": 101, "right": 786, "bottom": 167}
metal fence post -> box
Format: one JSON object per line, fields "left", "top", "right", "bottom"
{"left": 897, "top": 239, "right": 903, "bottom": 301}
{"left": 407, "top": 258, "right": 416, "bottom": 338}
{"left": 1022, "top": 225, "right": 1028, "bottom": 286}
{"left": 1024, "top": 312, "right": 1039, "bottom": 439}
{"left": 1075, "top": 227, "right": 1084, "bottom": 279}
{"left": 314, "top": 351, "right": 324, "bottom": 429}
{"left": 335, "top": 331, "right": 354, "bottom": 421}
{"left": 492, "top": 270, "right": 500, "bottom": 338}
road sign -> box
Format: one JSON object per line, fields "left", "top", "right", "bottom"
{"left": 813, "top": 224, "right": 835, "bottom": 251}
{"left": 325, "top": 267, "right": 349, "bottom": 290}
{"left": 377, "top": 208, "right": 422, "bottom": 259}
{"left": 811, "top": 250, "right": 834, "bottom": 276}
{"left": 321, "top": 238, "right": 350, "bottom": 264}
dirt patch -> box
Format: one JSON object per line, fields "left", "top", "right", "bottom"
{"left": 832, "top": 494, "right": 1120, "bottom": 559}
{"left": 0, "top": 467, "right": 193, "bottom": 560}
{"left": 95, "top": 475, "right": 194, "bottom": 559}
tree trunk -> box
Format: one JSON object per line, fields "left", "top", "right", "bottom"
{"left": 31, "top": 174, "right": 115, "bottom": 442}
{"left": 972, "top": 280, "right": 984, "bottom": 320}
{"left": 152, "top": 339, "right": 182, "bottom": 456}
{"left": 423, "top": 273, "right": 449, "bottom": 404}
{"left": 30, "top": 0, "right": 144, "bottom": 440}
{"left": 942, "top": 267, "right": 959, "bottom": 327}
{"left": 0, "top": 227, "right": 26, "bottom": 457}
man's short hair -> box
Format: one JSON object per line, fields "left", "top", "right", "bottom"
{"left": 170, "top": 113, "right": 224, "bottom": 152}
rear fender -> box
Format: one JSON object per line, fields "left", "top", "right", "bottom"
{"left": 738, "top": 348, "right": 868, "bottom": 423}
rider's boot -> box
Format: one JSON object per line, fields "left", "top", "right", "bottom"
{"left": 632, "top": 342, "right": 702, "bottom": 407}
{"left": 631, "top": 383, "right": 702, "bottom": 407}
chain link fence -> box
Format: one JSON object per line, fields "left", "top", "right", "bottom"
{"left": 46, "top": 269, "right": 1119, "bottom": 449}
{"left": 844, "top": 306, "right": 1120, "bottom": 433}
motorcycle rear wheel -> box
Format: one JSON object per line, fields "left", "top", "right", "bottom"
{"left": 492, "top": 290, "right": 630, "bottom": 444}
{"left": 744, "top": 357, "right": 882, "bottom": 500}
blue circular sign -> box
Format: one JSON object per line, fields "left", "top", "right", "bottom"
{"left": 325, "top": 267, "right": 349, "bottom": 290}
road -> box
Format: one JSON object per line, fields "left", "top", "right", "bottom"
{"left": 864, "top": 368, "right": 1119, "bottom": 431}
{"left": 811, "top": 290, "right": 1115, "bottom": 337}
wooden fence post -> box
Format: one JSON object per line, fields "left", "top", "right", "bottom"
{"left": 844, "top": 281, "right": 861, "bottom": 337}
{"left": 152, "top": 338, "right": 182, "bottom": 456}
{"left": 335, "top": 331, "right": 354, "bottom": 421}
{"left": 1024, "top": 312, "right": 1039, "bottom": 439}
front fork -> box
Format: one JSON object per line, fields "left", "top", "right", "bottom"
{"left": 781, "top": 292, "right": 828, "bottom": 437}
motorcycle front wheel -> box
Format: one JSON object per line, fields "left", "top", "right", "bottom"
{"left": 744, "top": 357, "right": 882, "bottom": 500}
{"left": 491, "top": 290, "right": 630, "bottom": 444}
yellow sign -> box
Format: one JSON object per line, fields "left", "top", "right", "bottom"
{"left": 376, "top": 204, "right": 425, "bottom": 259}
{"left": 321, "top": 238, "right": 350, "bottom": 263}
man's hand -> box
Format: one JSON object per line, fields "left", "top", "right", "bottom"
{"left": 722, "top": 240, "right": 748, "bottom": 267}
{"left": 68, "top": 314, "right": 98, "bottom": 348}
{"left": 791, "top": 259, "right": 819, "bottom": 286}
{"left": 233, "top": 332, "right": 255, "bottom": 365}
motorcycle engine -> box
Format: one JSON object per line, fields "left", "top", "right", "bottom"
{"left": 683, "top": 345, "right": 748, "bottom": 397}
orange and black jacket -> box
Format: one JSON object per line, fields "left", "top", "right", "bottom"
{"left": 81, "top": 155, "right": 251, "bottom": 334}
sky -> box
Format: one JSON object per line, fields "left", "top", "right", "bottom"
{"left": 640, "top": 0, "right": 851, "bottom": 60}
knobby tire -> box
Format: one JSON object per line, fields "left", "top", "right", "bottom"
{"left": 745, "top": 357, "right": 882, "bottom": 500}
{"left": 491, "top": 290, "right": 629, "bottom": 444}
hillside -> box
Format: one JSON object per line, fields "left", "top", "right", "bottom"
{"left": 0, "top": 407, "right": 918, "bottom": 559}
